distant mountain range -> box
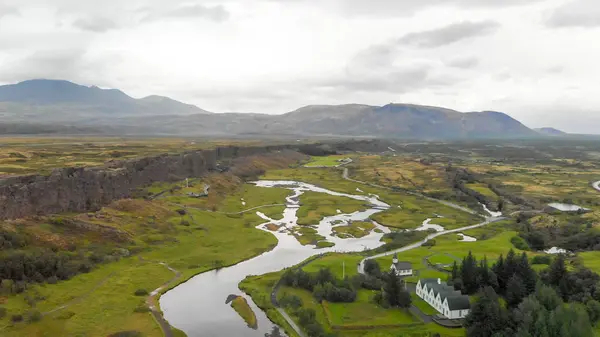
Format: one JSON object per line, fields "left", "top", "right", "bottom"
{"left": 0, "top": 79, "right": 554, "bottom": 139}
{"left": 534, "top": 127, "right": 567, "bottom": 136}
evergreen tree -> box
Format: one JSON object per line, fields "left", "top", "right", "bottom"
{"left": 546, "top": 254, "right": 567, "bottom": 288}
{"left": 493, "top": 255, "right": 507, "bottom": 293}
{"left": 517, "top": 253, "right": 537, "bottom": 295}
{"left": 506, "top": 275, "right": 527, "bottom": 308}
{"left": 451, "top": 261, "right": 458, "bottom": 281}
{"left": 586, "top": 300, "right": 600, "bottom": 324}
{"left": 383, "top": 271, "right": 404, "bottom": 307}
{"left": 479, "top": 256, "right": 491, "bottom": 287}
{"left": 462, "top": 251, "right": 479, "bottom": 294}
{"left": 397, "top": 285, "right": 412, "bottom": 309}
{"left": 465, "top": 287, "right": 510, "bottom": 337}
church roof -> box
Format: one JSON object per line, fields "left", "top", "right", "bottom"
{"left": 446, "top": 295, "right": 471, "bottom": 310}
{"left": 393, "top": 261, "right": 412, "bottom": 270}
{"left": 419, "top": 278, "right": 470, "bottom": 311}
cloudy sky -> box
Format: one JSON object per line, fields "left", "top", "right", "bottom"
{"left": 0, "top": 0, "right": 599, "bottom": 133}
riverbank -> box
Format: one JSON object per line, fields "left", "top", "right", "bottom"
{"left": 159, "top": 179, "right": 393, "bottom": 336}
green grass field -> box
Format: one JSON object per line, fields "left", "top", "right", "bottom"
{"left": 305, "top": 155, "right": 350, "bottom": 167}
{"left": 333, "top": 221, "right": 376, "bottom": 239}
{"left": 427, "top": 254, "right": 458, "bottom": 266}
{"left": 466, "top": 183, "right": 500, "bottom": 200}
{"left": 411, "top": 293, "right": 438, "bottom": 316}
{"left": 296, "top": 191, "right": 367, "bottom": 226}
{"left": 324, "top": 290, "right": 419, "bottom": 327}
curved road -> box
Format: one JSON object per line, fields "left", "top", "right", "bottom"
{"left": 357, "top": 216, "right": 506, "bottom": 274}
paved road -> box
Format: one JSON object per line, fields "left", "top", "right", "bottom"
{"left": 342, "top": 168, "right": 484, "bottom": 217}
{"left": 276, "top": 308, "right": 307, "bottom": 337}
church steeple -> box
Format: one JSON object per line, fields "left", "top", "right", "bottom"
{"left": 392, "top": 253, "right": 398, "bottom": 264}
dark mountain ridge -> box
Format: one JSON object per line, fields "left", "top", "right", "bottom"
{"left": 0, "top": 79, "right": 538, "bottom": 139}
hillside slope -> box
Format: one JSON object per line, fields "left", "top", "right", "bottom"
{"left": 0, "top": 79, "right": 537, "bottom": 139}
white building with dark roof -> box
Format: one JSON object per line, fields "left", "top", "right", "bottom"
{"left": 416, "top": 278, "right": 471, "bottom": 319}
{"left": 390, "top": 253, "right": 413, "bottom": 276}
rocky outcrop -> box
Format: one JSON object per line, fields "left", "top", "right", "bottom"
{"left": 0, "top": 145, "right": 287, "bottom": 220}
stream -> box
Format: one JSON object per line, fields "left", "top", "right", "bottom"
{"left": 160, "top": 181, "right": 392, "bottom": 337}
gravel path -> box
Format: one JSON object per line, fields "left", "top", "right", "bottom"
{"left": 146, "top": 261, "right": 182, "bottom": 337}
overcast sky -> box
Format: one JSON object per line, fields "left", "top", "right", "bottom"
{"left": 0, "top": 0, "right": 599, "bottom": 133}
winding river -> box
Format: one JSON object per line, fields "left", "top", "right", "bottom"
{"left": 160, "top": 181, "right": 392, "bottom": 337}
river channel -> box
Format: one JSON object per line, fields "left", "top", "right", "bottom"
{"left": 160, "top": 181, "right": 392, "bottom": 337}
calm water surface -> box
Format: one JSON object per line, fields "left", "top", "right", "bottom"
{"left": 160, "top": 181, "right": 390, "bottom": 337}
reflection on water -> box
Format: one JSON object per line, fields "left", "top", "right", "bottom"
{"left": 160, "top": 181, "right": 390, "bottom": 337}
{"left": 548, "top": 203, "right": 588, "bottom": 212}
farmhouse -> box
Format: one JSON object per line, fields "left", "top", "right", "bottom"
{"left": 390, "top": 253, "right": 413, "bottom": 276}
{"left": 416, "top": 278, "right": 470, "bottom": 319}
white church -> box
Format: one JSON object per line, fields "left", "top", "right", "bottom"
{"left": 390, "top": 253, "right": 413, "bottom": 276}
{"left": 415, "top": 278, "right": 471, "bottom": 319}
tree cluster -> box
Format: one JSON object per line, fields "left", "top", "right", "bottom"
{"left": 540, "top": 254, "right": 600, "bottom": 303}
{"left": 0, "top": 249, "right": 94, "bottom": 293}
{"left": 465, "top": 285, "right": 597, "bottom": 337}
{"left": 281, "top": 268, "right": 356, "bottom": 303}
{"left": 451, "top": 250, "right": 537, "bottom": 308}
{"left": 362, "top": 260, "right": 411, "bottom": 309}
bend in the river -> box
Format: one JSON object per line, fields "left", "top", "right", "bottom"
{"left": 159, "top": 179, "right": 497, "bottom": 337}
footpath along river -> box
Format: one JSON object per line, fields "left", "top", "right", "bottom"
{"left": 160, "top": 181, "right": 392, "bottom": 337}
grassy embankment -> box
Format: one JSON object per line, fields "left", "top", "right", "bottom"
{"left": 0, "top": 161, "right": 296, "bottom": 336}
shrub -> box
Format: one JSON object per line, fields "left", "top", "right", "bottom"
{"left": 108, "top": 331, "right": 143, "bottom": 337}
{"left": 57, "top": 311, "right": 75, "bottom": 320}
{"left": 0, "top": 307, "right": 7, "bottom": 319}
{"left": 11, "top": 314, "right": 23, "bottom": 323}
{"left": 423, "top": 239, "right": 436, "bottom": 247}
{"left": 134, "top": 289, "right": 149, "bottom": 296}
{"left": 532, "top": 255, "right": 552, "bottom": 265}
{"left": 26, "top": 310, "right": 42, "bottom": 323}
{"left": 133, "top": 306, "right": 150, "bottom": 313}
{"left": 47, "top": 276, "right": 58, "bottom": 284}
{"left": 511, "top": 236, "right": 530, "bottom": 250}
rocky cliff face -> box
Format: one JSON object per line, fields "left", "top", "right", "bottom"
{"left": 0, "top": 139, "right": 396, "bottom": 220}
{"left": 0, "top": 144, "right": 291, "bottom": 220}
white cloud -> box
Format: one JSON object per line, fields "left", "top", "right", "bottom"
{"left": 0, "top": 0, "right": 599, "bottom": 133}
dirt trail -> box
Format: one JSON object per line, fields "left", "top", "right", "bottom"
{"left": 146, "top": 261, "right": 182, "bottom": 337}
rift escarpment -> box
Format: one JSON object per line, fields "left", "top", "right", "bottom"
{"left": 0, "top": 140, "right": 394, "bottom": 220}
{"left": 0, "top": 145, "right": 281, "bottom": 220}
